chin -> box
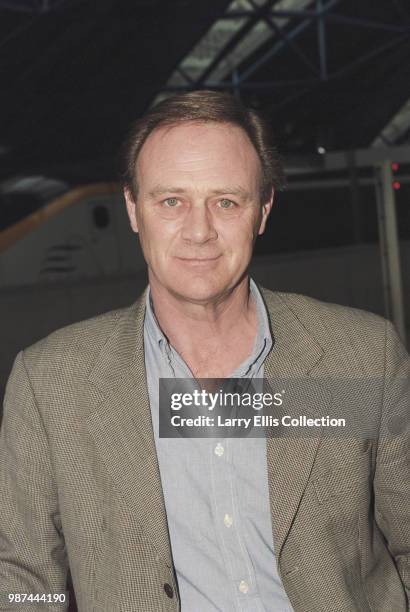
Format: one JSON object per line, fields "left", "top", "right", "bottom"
{"left": 167, "top": 276, "right": 228, "bottom": 304}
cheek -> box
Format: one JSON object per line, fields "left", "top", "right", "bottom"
{"left": 138, "top": 214, "right": 178, "bottom": 248}
{"left": 218, "top": 216, "right": 258, "bottom": 248}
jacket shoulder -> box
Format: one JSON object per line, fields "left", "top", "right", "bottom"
{"left": 21, "top": 301, "right": 138, "bottom": 377}
{"left": 263, "top": 289, "right": 387, "bottom": 331}
{"left": 260, "top": 287, "right": 392, "bottom": 372}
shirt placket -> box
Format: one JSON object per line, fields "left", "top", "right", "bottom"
{"left": 208, "top": 336, "right": 268, "bottom": 611}
{"left": 210, "top": 419, "right": 266, "bottom": 612}
{"left": 144, "top": 280, "right": 291, "bottom": 612}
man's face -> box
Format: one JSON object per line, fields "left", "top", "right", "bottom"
{"left": 125, "top": 121, "right": 273, "bottom": 304}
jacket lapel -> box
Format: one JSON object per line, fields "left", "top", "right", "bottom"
{"left": 260, "top": 290, "right": 331, "bottom": 564}
{"left": 83, "top": 289, "right": 173, "bottom": 567}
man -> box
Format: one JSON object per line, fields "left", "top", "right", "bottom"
{"left": 0, "top": 90, "right": 409, "bottom": 612}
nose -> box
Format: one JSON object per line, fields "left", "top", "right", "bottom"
{"left": 181, "top": 203, "right": 218, "bottom": 244}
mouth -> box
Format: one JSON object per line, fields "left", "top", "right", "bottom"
{"left": 176, "top": 255, "right": 221, "bottom": 265}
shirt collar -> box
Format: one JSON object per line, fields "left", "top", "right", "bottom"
{"left": 144, "top": 286, "right": 168, "bottom": 348}
{"left": 144, "top": 277, "right": 272, "bottom": 372}
{"left": 233, "top": 278, "right": 272, "bottom": 377}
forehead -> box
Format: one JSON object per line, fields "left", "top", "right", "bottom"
{"left": 136, "top": 121, "right": 261, "bottom": 190}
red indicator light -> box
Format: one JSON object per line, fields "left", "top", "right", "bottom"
{"left": 391, "top": 163, "right": 399, "bottom": 172}
{"left": 393, "top": 181, "right": 401, "bottom": 190}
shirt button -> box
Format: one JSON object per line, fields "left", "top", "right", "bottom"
{"left": 163, "top": 583, "right": 174, "bottom": 598}
{"left": 214, "top": 443, "right": 224, "bottom": 457}
{"left": 223, "top": 513, "right": 233, "bottom": 528}
{"left": 238, "top": 580, "right": 249, "bottom": 594}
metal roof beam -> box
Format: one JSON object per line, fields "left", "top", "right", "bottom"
{"left": 220, "top": 9, "right": 410, "bottom": 34}
{"left": 195, "top": 0, "right": 277, "bottom": 87}
{"left": 161, "top": 78, "right": 320, "bottom": 93}
{"left": 332, "top": 32, "right": 409, "bottom": 79}
{"left": 324, "top": 145, "right": 410, "bottom": 169}
{"left": 247, "top": 0, "right": 320, "bottom": 77}
{"left": 177, "top": 67, "right": 195, "bottom": 85}
{"left": 237, "top": 0, "right": 340, "bottom": 84}
{"left": 324, "top": 12, "right": 410, "bottom": 33}
{"left": 316, "top": 0, "right": 327, "bottom": 79}
{"left": 373, "top": 98, "right": 410, "bottom": 147}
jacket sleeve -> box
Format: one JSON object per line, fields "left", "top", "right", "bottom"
{"left": 374, "top": 321, "right": 410, "bottom": 607}
{"left": 0, "top": 351, "right": 68, "bottom": 611}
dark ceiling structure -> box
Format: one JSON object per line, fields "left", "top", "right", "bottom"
{"left": 0, "top": 0, "right": 410, "bottom": 186}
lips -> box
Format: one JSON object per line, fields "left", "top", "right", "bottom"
{"left": 178, "top": 255, "right": 220, "bottom": 266}
{"left": 177, "top": 255, "right": 221, "bottom": 263}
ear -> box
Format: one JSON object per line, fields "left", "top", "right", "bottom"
{"left": 124, "top": 187, "right": 139, "bottom": 234}
{"left": 258, "top": 189, "right": 274, "bottom": 235}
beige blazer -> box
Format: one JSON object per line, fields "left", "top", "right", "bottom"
{"left": 0, "top": 287, "right": 409, "bottom": 612}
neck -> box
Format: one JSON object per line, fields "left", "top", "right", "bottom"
{"left": 149, "top": 275, "right": 256, "bottom": 358}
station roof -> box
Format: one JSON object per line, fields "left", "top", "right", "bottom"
{"left": 0, "top": 0, "right": 409, "bottom": 184}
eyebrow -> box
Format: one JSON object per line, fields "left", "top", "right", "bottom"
{"left": 147, "top": 186, "right": 252, "bottom": 199}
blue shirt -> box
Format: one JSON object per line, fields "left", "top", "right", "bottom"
{"left": 143, "top": 279, "right": 294, "bottom": 611}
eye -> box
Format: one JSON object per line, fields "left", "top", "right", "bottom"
{"left": 163, "top": 197, "right": 179, "bottom": 207}
{"left": 219, "top": 198, "right": 235, "bottom": 209}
